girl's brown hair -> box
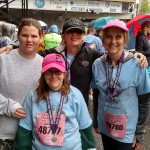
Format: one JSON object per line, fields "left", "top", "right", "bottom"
{"left": 17, "top": 18, "right": 42, "bottom": 36}
{"left": 36, "top": 72, "right": 70, "bottom": 102}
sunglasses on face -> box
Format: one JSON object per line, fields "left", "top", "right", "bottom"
{"left": 45, "top": 69, "right": 63, "bottom": 76}
{"left": 66, "top": 29, "right": 84, "bottom": 34}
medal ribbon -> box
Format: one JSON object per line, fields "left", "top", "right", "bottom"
{"left": 66, "top": 53, "right": 76, "bottom": 82}
{"left": 46, "top": 94, "right": 64, "bottom": 134}
{"left": 105, "top": 50, "right": 125, "bottom": 97}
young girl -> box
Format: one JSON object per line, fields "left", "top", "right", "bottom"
{"left": 13, "top": 53, "right": 96, "bottom": 150}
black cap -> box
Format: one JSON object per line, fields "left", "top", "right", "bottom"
{"left": 62, "top": 18, "right": 85, "bottom": 34}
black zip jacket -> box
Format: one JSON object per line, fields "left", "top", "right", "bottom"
{"left": 136, "top": 31, "right": 150, "bottom": 65}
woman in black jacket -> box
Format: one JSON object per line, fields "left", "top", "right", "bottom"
{"left": 136, "top": 21, "right": 150, "bottom": 65}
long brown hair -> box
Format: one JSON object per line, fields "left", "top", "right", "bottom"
{"left": 36, "top": 72, "right": 70, "bottom": 102}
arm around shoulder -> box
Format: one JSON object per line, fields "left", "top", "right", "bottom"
{"left": 38, "top": 48, "right": 58, "bottom": 57}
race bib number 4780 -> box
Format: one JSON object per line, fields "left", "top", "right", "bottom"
{"left": 104, "top": 111, "right": 126, "bottom": 138}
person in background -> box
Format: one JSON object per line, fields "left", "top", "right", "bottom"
{"left": 59, "top": 29, "right": 62, "bottom": 35}
{"left": 13, "top": 53, "right": 96, "bottom": 150}
{"left": 44, "top": 24, "right": 62, "bottom": 49}
{"left": 95, "top": 27, "right": 105, "bottom": 50}
{"left": 136, "top": 21, "right": 150, "bottom": 66}
{"left": 84, "top": 27, "right": 105, "bottom": 99}
{"left": 41, "top": 25, "right": 50, "bottom": 35}
{"left": 84, "top": 28, "right": 105, "bottom": 52}
{"left": 0, "top": 18, "right": 43, "bottom": 150}
{"left": 96, "top": 27, "right": 103, "bottom": 38}
{"left": 92, "top": 19, "right": 150, "bottom": 150}
{"left": 37, "top": 28, "right": 45, "bottom": 51}
{"left": 37, "top": 25, "right": 49, "bottom": 51}
{"left": 0, "top": 23, "right": 15, "bottom": 48}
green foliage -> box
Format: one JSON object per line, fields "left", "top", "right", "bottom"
{"left": 139, "top": 0, "right": 150, "bottom": 13}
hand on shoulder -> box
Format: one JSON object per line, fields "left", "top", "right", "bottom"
{"left": 0, "top": 45, "right": 13, "bottom": 54}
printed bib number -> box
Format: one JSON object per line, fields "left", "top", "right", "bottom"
{"left": 104, "top": 111, "right": 126, "bottom": 138}
{"left": 36, "top": 112, "right": 66, "bottom": 146}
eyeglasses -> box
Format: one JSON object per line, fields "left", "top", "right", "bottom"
{"left": 45, "top": 70, "right": 63, "bottom": 76}
{"left": 66, "top": 29, "right": 84, "bottom": 34}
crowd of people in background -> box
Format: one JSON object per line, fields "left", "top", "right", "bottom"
{"left": 0, "top": 23, "right": 15, "bottom": 48}
{"left": 44, "top": 24, "right": 62, "bottom": 50}
{"left": 84, "top": 27, "right": 105, "bottom": 52}
{"left": 0, "top": 17, "right": 150, "bottom": 150}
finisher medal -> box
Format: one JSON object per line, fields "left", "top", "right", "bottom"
{"left": 51, "top": 136, "right": 57, "bottom": 142}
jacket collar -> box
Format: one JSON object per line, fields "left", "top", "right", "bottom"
{"left": 101, "top": 51, "right": 134, "bottom": 64}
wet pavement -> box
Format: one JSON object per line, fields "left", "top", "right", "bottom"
{"left": 88, "top": 100, "right": 150, "bottom": 150}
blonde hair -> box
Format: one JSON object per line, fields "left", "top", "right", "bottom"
{"left": 101, "top": 27, "right": 129, "bottom": 47}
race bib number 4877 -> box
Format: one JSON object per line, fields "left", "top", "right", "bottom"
{"left": 36, "top": 112, "right": 66, "bottom": 146}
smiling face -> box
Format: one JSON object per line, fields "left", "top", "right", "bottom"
{"left": 63, "top": 29, "right": 85, "bottom": 47}
{"left": 103, "top": 27, "right": 126, "bottom": 55}
{"left": 44, "top": 69, "right": 66, "bottom": 91}
{"left": 17, "top": 25, "right": 41, "bottom": 58}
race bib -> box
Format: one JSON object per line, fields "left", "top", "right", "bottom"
{"left": 36, "top": 112, "right": 66, "bottom": 146}
{"left": 104, "top": 111, "right": 126, "bottom": 138}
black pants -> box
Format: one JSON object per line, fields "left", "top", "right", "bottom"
{"left": 101, "top": 133, "right": 133, "bottom": 150}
